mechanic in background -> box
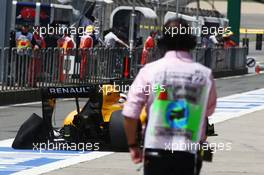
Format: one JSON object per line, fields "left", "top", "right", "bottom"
{"left": 140, "top": 31, "right": 156, "bottom": 65}
{"left": 104, "top": 28, "right": 129, "bottom": 48}
{"left": 123, "top": 18, "right": 217, "bottom": 175}
{"left": 223, "top": 30, "right": 237, "bottom": 48}
{"left": 16, "top": 24, "right": 33, "bottom": 51}
{"left": 16, "top": 24, "right": 33, "bottom": 86}
{"left": 28, "top": 26, "right": 46, "bottom": 87}
{"left": 79, "top": 25, "right": 94, "bottom": 80}
{"left": 57, "top": 30, "right": 75, "bottom": 82}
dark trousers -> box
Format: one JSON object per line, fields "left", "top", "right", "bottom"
{"left": 144, "top": 149, "right": 202, "bottom": 175}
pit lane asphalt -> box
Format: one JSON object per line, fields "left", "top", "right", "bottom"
{"left": 0, "top": 99, "right": 88, "bottom": 140}
{"left": 1, "top": 74, "right": 264, "bottom": 140}
{"left": 1, "top": 73, "right": 264, "bottom": 175}
{"left": 45, "top": 107, "right": 264, "bottom": 175}
{"left": 44, "top": 73, "right": 264, "bottom": 175}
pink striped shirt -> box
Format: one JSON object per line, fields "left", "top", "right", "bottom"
{"left": 122, "top": 51, "right": 217, "bottom": 140}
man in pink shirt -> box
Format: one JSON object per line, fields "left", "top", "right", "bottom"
{"left": 123, "top": 18, "right": 217, "bottom": 175}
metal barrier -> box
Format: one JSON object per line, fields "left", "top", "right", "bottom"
{"left": 204, "top": 47, "right": 247, "bottom": 72}
{"left": 146, "top": 47, "right": 247, "bottom": 73}
{"left": 232, "top": 47, "right": 247, "bottom": 70}
{"left": 0, "top": 47, "right": 248, "bottom": 92}
{"left": 192, "top": 47, "right": 207, "bottom": 65}
{"left": 0, "top": 47, "right": 130, "bottom": 91}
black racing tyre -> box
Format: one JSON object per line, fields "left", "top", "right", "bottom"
{"left": 109, "top": 110, "right": 128, "bottom": 152}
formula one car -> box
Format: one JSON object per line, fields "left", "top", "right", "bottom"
{"left": 59, "top": 84, "right": 146, "bottom": 151}
{"left": 12, "top": 81, "right": 215, "bottom": 152}
{"left": 12, "top": 80, "right": 146, "bottom": 151}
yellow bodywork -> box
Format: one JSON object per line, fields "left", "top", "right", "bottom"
{"left": 101, "top": 85, "right": 122, "bottom": 122}
{"left": 63, "top": 110, "right": 81, "bottom": 126}
{"left": 63, "top": 85, "right": 147, "bottom": 126}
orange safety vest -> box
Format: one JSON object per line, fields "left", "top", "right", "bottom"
{"left": 141, "top": 36, "right": 155, "bottom": 65}
{"left": 56, "top": 36, "right": 74, "bottom": 82}
{"left": 57, "top": 36, "right": 74, "bottom": 53}
{"left": 224, "top": 39, "right": 237, "bottom": 48}
{"left": 143, "top": 36, "right": 155, "bottom": 51}
{"left": 32, "top": 33, "right": 46, "bottom": 49}
{"left": 79, "top": 35, "right": 93, "bottom": 80}
{"left": 80, "top": 35, "right": 93, "bottom": 49}
{"left": 224, "top": 40, "right": 237, "bottom": 48}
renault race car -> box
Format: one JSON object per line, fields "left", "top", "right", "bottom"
{"left": 12, "top": 81, "right": 215, "bottom": 152}
{"left": 57, "top": 84, "right": 215, "bottom": 151}
{"left": 38, "top": 81, "right": 146, "bottom": 151}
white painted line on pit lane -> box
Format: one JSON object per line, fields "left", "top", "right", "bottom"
{"left": 0, "top": 139, "right": 14, "bottom": 147}
{"left": 0, "top": 138, "right": 113, "bottom": 175}
{"left": 209, "top": 88, "right": 264, "bottom": 124}
{"left": 11, "top": 151, "right": 113, "bottom": 175}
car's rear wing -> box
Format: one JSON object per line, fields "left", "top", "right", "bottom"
{"left": 41, "top": 80, "right": 134, "bottom": 135}
{"left": 41, "top": 85, "right": 101, "bottom": 133}
{"left": 41, "top": 78, "right": 134, "bottom": 99}
{"left": 41, "top": 86, "right": 98, "bottom": 99}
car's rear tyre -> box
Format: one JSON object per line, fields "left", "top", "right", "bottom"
{"left": 109, "top": 110, "right": 128, "bottom": 152}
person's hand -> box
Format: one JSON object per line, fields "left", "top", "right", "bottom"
{"left": 129, "top": 147, "right": 143, "bottom": 164}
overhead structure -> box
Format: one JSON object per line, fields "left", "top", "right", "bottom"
{"left": 154, "top": 0, "right": 189, "bottom": 7}
{"left": 109, "top": 6, "right": 157, "bottom": 28}
{"left": 112, "top": 0, "right": 150, "bottom": 6}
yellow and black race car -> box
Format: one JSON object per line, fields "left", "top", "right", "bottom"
{"left": 60, "top": 84, "right": 147, "bottom": 151}
{"left": 22, "top": 79, "right": 147, "bottom": 151}
{"left": 12, "top": 82, "right": 215, "bottom": 152}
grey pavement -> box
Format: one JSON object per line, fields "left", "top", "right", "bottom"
{"left": 201, "top": 109, "right": 264, "bottom": 175}
{"left": 0, "top": 99, "right": 88, "bottom": 140}
{"left": 44, "top": 107, "right": 264, "bottom": 175}
{"left": 0, "top": 74, "right": 264, "bottom": 174}
{"left": 44, "top": 153, "right": 141, "bottom": 175}
{"left": 214, "top": 74, "right": 264, "bottom": 97}
{"left": 1, "top": 74, "right": 264, "bottom": 140}
{"left": 41, "top": 74, "right": 264, "bottom": 175}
